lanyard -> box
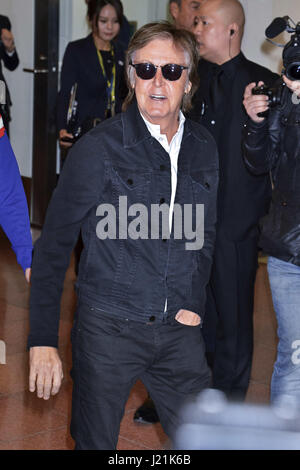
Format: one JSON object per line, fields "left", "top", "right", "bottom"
{"left": 96, "top": 45, "right": 116, "bottom": 117}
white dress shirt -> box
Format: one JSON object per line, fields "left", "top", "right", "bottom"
{"left": 141, "top": 110, "right": 186, "bottom": 312}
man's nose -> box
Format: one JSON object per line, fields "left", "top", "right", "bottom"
{"left": 153, "top": 66, "right": 164, "bottom": 87}
{"left": 194, "top": 21, "right": 203, "bottom": 33}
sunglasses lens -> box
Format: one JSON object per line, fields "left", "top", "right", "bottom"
{"left": 135, "top": 63, "right": 156, "bottom": 80}
{"left": 162, "top": 64, "right": 183, "bottom": 81}
{"left": 132, "top": 63, "right": 186, "bottom": 81}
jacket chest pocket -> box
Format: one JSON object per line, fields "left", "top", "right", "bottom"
{"left": 111, "top": 167, "right": 151, "bottom": 205}
{"left": 189, "top": 169, "right": 218, "bottom": 203}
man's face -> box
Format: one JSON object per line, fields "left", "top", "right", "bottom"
{"left": 171, "top": 0, "right": 202, "bottom": 31}
{"left": 132, "top": 38, "right": 191, "bottom": 126}
{"left": 193, "top": 1, "right": 232, "bottom": 64}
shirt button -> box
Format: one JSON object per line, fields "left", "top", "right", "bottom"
{"left": 127, "top": 178, "right": 133, "bottom": 185}
{"left": 149, "top": 316, "right": 156, "bottom": 322}
{"left": 160, "top": 164, "right": 166, "bottom": 171}
{"left": 282, "top": 201, "right": 288, "bottom": 207}
{"left": 211, "top": 120, "right": 216, "bottom": 125}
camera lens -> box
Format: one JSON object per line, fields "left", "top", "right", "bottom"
{"left": 287, "top": 63, "right": 300, "bottom": 80}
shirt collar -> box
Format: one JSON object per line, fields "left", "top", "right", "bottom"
{"left": 121, "top": 100, "right": 207, "bottom": 149}
{"left": 140, "top": 110, "right": 186, "bottom": 141}
{"left": 204, "top": 52, "right": 244, "bottom": 79}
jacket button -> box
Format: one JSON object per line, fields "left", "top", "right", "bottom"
{"left": 160, "top": 198, "right": 165, "bottom": 204}
{"left": 205, "top": 182, "right": 210, "bottom": 189}
{"left": 149, "top": 316, "right": 156, "bottom": 322}
{"left": 127, "top": 178, "right": 133, "bottom": 185}
{"left": 281, "top": 201, "right": 288, "bottom": 207}
{"left": 162, "top": 238, "right": 167, "bottom": 243}
{"left": 160, "top": 165, "right": 166, "bottom": 171}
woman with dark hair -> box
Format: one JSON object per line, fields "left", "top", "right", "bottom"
{"left": 57, "top": 0, "right": 127, "bottom": 150}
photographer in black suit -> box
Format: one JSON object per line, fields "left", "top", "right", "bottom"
{"left": 0, "top": 14, "right": 19, "bottom": 136}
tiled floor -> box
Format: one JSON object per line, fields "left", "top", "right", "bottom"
{"left": 0, "top": 229, "right": 278, "bottom": 450}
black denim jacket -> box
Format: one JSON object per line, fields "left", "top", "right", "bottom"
{"left": 28, "top": 102, "right": 219, "bottom": 348}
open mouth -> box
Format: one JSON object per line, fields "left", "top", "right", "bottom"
{"left": 150, "top": 95, "right": 167, "bottom": 101}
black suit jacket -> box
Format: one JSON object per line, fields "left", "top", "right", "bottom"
{"left": 189, "top": 53, "right": 278, "bottom": 241}
{"left": 57, "top": 34, "right": 127, "bottom": 131}
{"left": 0, "top": 15, "right": 19, "bottom": 115}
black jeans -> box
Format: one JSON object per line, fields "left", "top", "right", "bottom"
{"left": 202, "top": 235, "right": 258, "bottom": 400}
{"left": 70, "top": 302, "right": 211, "bottom": 450}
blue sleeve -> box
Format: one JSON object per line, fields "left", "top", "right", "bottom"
{"left": 0, "top": 132, "right": 33, "bottom": 271}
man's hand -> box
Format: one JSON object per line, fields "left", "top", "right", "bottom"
{"left": 29, "top": 347, "right": 63, "bottom": 400}
{"left": 243, "top": 81, "right": 269, "bottom": 123}
{"left": 59, "top": 129, "right": 74, "bottom": 148}
{"left": 175, "top": 309, "right": 201, "bottom": 326}
{"left": 1, "top": 29, "right": 16, "bottom": 53}
{"left": 25, "top": 268, "right": 31, "bottom": 284}
{"left": 283, "top": 75, "right": 300, "bottom": 97}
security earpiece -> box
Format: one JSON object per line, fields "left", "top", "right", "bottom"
{"left": 230, "top": 29, "right": 235, "bottom": 36}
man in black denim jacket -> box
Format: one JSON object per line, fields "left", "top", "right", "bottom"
{"left": 28, "top": 22, "right": 218, "bottom": 449}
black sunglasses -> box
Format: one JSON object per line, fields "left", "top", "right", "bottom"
{"left": 130, "top": 62, "right": 189, "bottom": 81}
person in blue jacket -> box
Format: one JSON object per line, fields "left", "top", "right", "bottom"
{"left": 0, "top": 114, "right": 32, "bottom": 281}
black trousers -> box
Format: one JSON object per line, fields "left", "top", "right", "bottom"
{"left": 202, "top": 235, "right": 258, "bottom": 400}
{"left": 70, "top": 302, "right": 211, "bottom": 450}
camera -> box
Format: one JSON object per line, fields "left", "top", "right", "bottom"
{"left": 252, "top": 16, "right": 300, "bottom": 117}
{"left": 282, "top": 22, "right": 300, "bottom": 80}
{"left": 252, "top": 83, "right": 284, "bottom": 118}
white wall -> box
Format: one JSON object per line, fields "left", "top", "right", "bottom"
{"left": 1, "top": 0, "right": 34, "bottom": 177}
{"left": 241, "top": 0, "right": 300, "bottom": 74}
{"left": 122, "top": 0, "right": 169, "bottom": 28}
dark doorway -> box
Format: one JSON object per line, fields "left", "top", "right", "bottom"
{"left": 24, "top": 0, "right": 59, "bottom": 227}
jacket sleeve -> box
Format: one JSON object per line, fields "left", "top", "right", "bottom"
{"left": 0, "top": 131, "right": 32, "bottom": 271}
{"left": 28, "top": 133, "right": 105, "bottom": 349}
{"left": 57, "top": 42, "right": 78, "bottom": 131}
{"left": 0, "top": 45, "right": 19, "bottom": 71}
{"left": 181, "top": 137, "right": 219, "bottom": 318}
{"left": 243, "top": 106, "right": 282, "bottom": 175}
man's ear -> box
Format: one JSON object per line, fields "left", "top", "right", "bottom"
{"left": 185, "top": 81, "right": 192, "bottom": 94}
{"left": 228, "top": 22, "right": 238, "bottom": 38}
{"left": 169, "top": 2, "right": 179, "bottom": 21}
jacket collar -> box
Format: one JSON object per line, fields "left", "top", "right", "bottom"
{"left": 122, "top": 100, "right": 207, "bottom": 148}
{"left": 122, "top": 100, "right": 152, "bottom": 148}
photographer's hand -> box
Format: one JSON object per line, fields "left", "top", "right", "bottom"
{"left": 283, "top": 75, "right": 300, "bottom": 97}
{"left": 59, "top": 129, "right": 74, "bottom": 148}
{"left": 243, "top": 81, "right": 269, "bottom": 123}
